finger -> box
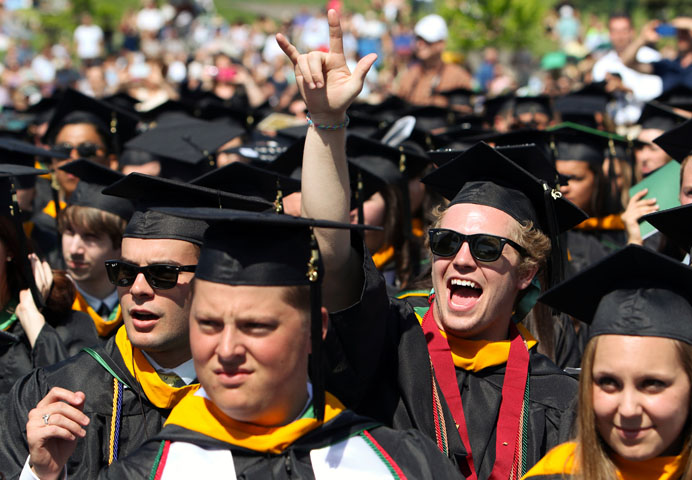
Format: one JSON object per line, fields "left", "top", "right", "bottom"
{"left": 307, "top": 51, "right": 326, "bottom": 88}
{"left": 351, "top": 53, "right": 378, "bottom": 84}
{"left": 297, "top": 54, "right": 315, "bottom": 89}
{"left": 42, "top": 261, "right": 53, "bottom": 290}
{"left": 29, "top": 400, "right": 90, "bottom": 426}
{"left": 28, "top": 412, "right": 88, "bottom": 438}
{"left": 276, "top": 33, "right": 300, "bottom": 65}
{"left": 633, "top": 188, "right": 648, "bottom": 200}
{"left": 35, "top": 387, "right": 86, "bottom": 409}
{"left": 327, "top": 9, "right": 344, "bottom": 56}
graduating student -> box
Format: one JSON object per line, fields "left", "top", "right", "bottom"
{"left": 0, "top": 175, "right": 270, "bottom": 480}
{"left": 277, "top": 10, "right": 587, "bottom": 479}
{"left": 97, "top": 209, "right": 461, "bottom": 479}
{"left": 525, "top": 245, "right": 692, "bottom": 480}
{"left": 56, "top": 160, "right": 134, "bottom": 340}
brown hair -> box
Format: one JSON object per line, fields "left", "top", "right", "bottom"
{"left": 576, "top": 336, "right": 692, "bottom": 480}
{"left": 58, "top": 205, "right": 127, "bottom": 249}
{"left": 430, "top": 204, "right": 552, "bottom": 279}
{"left": 0, "top": 216, "right": 76, "bottom": 317}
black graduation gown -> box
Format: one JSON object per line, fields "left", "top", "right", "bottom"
{"left": 98, "top": 411, "right": 462, "bottom": 479}
{"left": 564, "top": 229, "right": 623, "bottom": 278}
{"left": 0, "top": 309, "right": 98, "bottom": 401}
{"left": 324, "top": 240, "right": 577, "bottom": 478}
{"left": 0, "top": 335, "right": 173, "bottom": 479}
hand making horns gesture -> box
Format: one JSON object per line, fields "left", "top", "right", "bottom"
{"left": 276, "top": 9, "right": 378, "bottom": 124}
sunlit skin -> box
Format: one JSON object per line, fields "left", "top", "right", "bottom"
{"left": 414, "top": 36, "right": 445, "bottom": 64}
{"left": 122, "top": 160, "right": 161, "bottom": 177}
{"left": 593, "top": 335, "right": 691, "bottom": 461}
{"left": 679, "top": 160, "right": 692, "bottom": 205}
{"left": 118, "top": 237, "right": 198, "bottom": 368}
{"left": 62, "top": 223, "right": 119, "bottom": 299}
{"left": 609, "top": 17, "right": 634, "bottom": 55}
{"left": 350, "top": 191, "right": 386, "bottom": 254}
{"left": 190, "top": 281, "right": 328, "bottom": 426}
{"left": 51, "top": 124, "right": 113, "bottom": 197}
{"left": 430, "top": 203, "right": 536, "bottom": 342}
{"left": 636, "top": 129, "right": 671, "bottom": 177}
{"left": 557, "top": 160, "right": 596, "bottom": 213}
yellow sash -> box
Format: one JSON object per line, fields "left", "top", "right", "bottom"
{"left": 522, "top": 442, "right": 688, "bottom": 480}
{"left": 415, "top": 312, "right": 537, "bottom": 371}
{"left": 72, "top": 290, "right": 122, "bottom": 338}
{"left": 372, "top": 244, "right": 395, "bottom": 269}
{"left": 115, "top": 326, "right": 198, "bottom": 409}
{"left": 574, "top": 214, "right": 625, "bottom": 231}
{"left": 165, "top": 387, "right": 346, "bottom": 454}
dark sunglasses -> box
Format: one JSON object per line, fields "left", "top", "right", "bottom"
{"left": 428, "top": 228, "right": 527, "bottom": 262}
{"left": 105, "top": 260, "right": 196, "bottom": 290}
{"left": 52, "top": 142, "right": 103, "bottom": 158}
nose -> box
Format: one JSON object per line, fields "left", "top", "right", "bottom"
{"left": 216, "top": 325, "right": 245, "bottom": 361}
{"left": 68, "top": 146, "right": 80, "bottom": 160}
{"left": 66, "top": 233, "right": 85, "bottom": 256}
{"left": 618, "top": 386, "right": 643, "bottom": 418}
{"left": 130, "top": 272, "right": 154, "bottom": 298}
{"left": 452, "top": 239, "right": 477, "bottom": 268}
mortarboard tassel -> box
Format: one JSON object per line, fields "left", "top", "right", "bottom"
{"left": 306, "top": 230, "right": 325, "bottom": 420}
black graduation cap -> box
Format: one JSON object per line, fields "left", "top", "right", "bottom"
{"left": 191, "top": 91, "right": 265, "bottom": 132}
{"left": 548, "top": 122, "right": 628, "bottom": 167}
{"left": 654, "top": 85, "right": 692, "bottom": 112}
{"left": 43, "top": 88, "right": 141, "bottom": 154}
{"left": 103, "top": 92, "right": 140, "bottom": 113}
{"left": 58, "top": 159, "right": 134, "bottom": 221}
{"left": 138, "top": 100, "right": 190, "bottom": 125}
{"left": 554, "top": 82, "right": 613, "bottom": 128}
{"left": 221, "top": 139, "right": 288, "bottom": 164}
{"left": 191, "top": 162, "right": 301, "bottom": 214}
{"left": 402, "top": 105, "right": 460, "bottom": 133}
{"left": 275, "top": 125, "right": 309, "bottom": 143}
{"left": 421, "top": 141, "right": 588, "bottom": 287}
{"left": 124, "top": 117, "right": 246, "bottom": 180}
{"left": 468, "top": 128, "right": 554, "bottom": 162}
{"left": 652, "top": 118, "right": 692, "bottom": 162}
{"left": 22, "top": 95, "right": 59, "bottom": 125}
{"left": 483, "top": 93, "right": 515, "bottom": 123}
{"left": 0, "top": 136, "right": 69, "bottom": 188}
{"left": 637, "top": 101, "right": 686, "bottom": 131}
{"left": 538, "top": 244, "right": 692, "bottom": 344}
{"left": 439, "top": 87, "right": 476, "bottom": 109}
{"left": 149, "top": 206, "right": 379, "bottom": 421}
{"left": 0, "top": 164, "right": 50, "bottom": 307}
{"left": 513, "top": 95, "right": 554, "bottom": 118}
{"left": 263, "top": 137, "right": 306, "bottom": 178}
{"left": 641, "top": 204, "right": 692, "bottom": 253}
{"left": 102, "top": 173, "right": 272, "bottom": 245}
{"left": 118, "top": 148, "right": 163, "bottom": 168}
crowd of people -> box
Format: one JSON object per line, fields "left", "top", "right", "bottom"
{"left": 0, "top": 1, "right": 691, "bottom": 479}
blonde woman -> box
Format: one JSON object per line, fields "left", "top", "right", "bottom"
{"left": 523, "top": 244, "right": 692, "bottom": 480}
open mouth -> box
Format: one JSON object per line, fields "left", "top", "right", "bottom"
{"left": 448, "top": 278, "right": 482, "bottom": 310}
{"left": 130, "top": 311, "right": 160, "bottom": 322}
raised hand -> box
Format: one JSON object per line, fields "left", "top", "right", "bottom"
{"left": 276, "top": 9, "right": 377, "bottom": 123}
{"left": 26, "top": 387, "right": 89, "bottom": 480}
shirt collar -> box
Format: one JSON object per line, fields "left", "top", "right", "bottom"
{"left": 141, "top": 351, "right": 196, "bottom": 386}
{"left": 75, "top": 284, "right": 119, "bottom": 313}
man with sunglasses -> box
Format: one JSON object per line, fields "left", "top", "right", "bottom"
{"left": 279, "top": 11, "right": 585, "bottom": 479}
{"left": 0, "top": 174, "right": 270, "bottom": 479}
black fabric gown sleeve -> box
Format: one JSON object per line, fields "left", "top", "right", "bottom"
{"left": 31, "top": 310, "right": 99, "bottom": 367}
{"left": 0, "top": 338, "right": 168, "bottom": 480}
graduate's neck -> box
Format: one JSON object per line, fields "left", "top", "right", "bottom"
{"left": 221, "top": 380, "right": 310, "bottom": 428}
{"left": 77, "top": 277, "right": 116, "bottom": 302}
{"left": 433, "top": 301, "right": 511, "bottom": 342}
{"left": 142, "top": 345, "right": 192, "bottom": 370}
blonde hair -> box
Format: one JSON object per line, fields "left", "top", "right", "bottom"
{"left": 576, "top": 336, "right": 692, "bottom": 480}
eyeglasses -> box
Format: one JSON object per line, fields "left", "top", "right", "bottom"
{"left": 52, "top": 142, "right": 103, "bottom": 158}
{"left": 428, "top": 228, "right": 527, "bottom": 262}
{"left": 105, "top": 260, "right": 196, "bottom": 290}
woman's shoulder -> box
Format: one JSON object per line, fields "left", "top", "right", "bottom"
{"left": 522, "top": 441, "right": 578, "bottom": 479}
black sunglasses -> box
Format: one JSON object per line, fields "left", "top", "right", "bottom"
{"left": 52, "top": 142, "right": 103, "bottom": 158}
{"left": 105, "top": 260, "right": 196, "bottom": 290}
{"left": 428, "top": 228, "right": 528, "bottom": 262}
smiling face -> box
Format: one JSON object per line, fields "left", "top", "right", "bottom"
{"left": 118, "top": 237, "right": 199, "bottom": 368}
{"left": 430, "top": 203, "right": 536, "bottom": 341}
{"left": 592, "top": 335, "right": 691, "bottom": 461}
{"left": 190, "top": 281, "right": 313, "bottom": 426}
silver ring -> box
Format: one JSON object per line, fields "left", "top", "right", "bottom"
{"left": 42, "top": 413, "right": 50, "bottom": 425}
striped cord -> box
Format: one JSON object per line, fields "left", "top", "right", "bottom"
{"left": 108, "top": 378, "right": 124, "bottom": 464}
{"left": 360, "top": 430, "right": 408, "bottom": 479}
{"left": 509, "top": 373, "right": 531, "bottom": 480}
{"left": 429, "top": 359, "right": 449, "bottom": 455}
